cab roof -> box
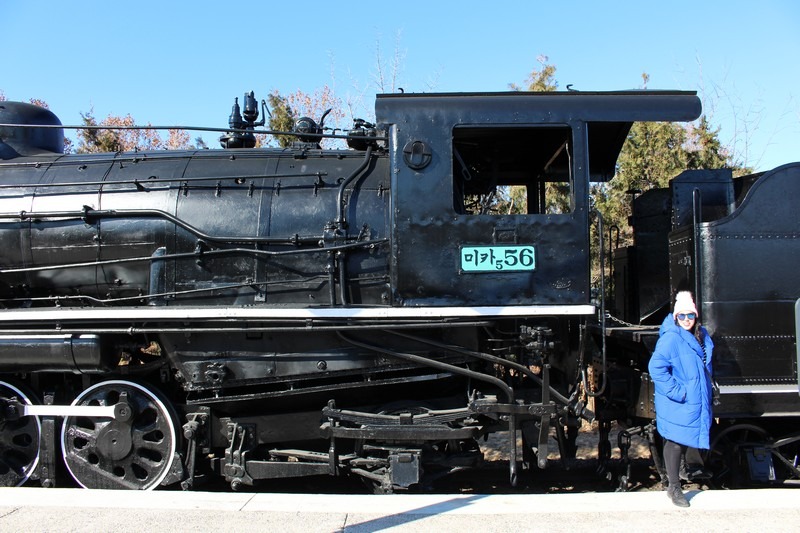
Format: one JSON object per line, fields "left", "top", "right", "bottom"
{"left": 376, "top": 91, "right": 701, "bottom": 182}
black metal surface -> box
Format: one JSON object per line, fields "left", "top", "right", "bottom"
{"left": 670, "top": 169, "right": 734, "bottom": 228}
{"left": 666, "top": 209, "right": 795, "bottom": 386}
{"left": 17, "top": 89, "right": 800, "bottom": 492}
{"left": 0, "top": 101, "right": 64, "bottom": 159}
{"left": 0, "top": 150, "right": 390, "bottom": 307}
{"left": 697, "top": 164, "right": 800, "bottom": 385}
{"left": 1, "top": 91, "right": 701, "bottom": 312}
{"left": 0, "top": 334, "right": 105, "bottom": 373}
{"left": 34, "top": 391, "right": 58, "bottom": 488}
{"left": 377, "top": 92, "right": 696, "bottom": 308}
{"left": 626, "top": 188, "right": 672, "bottom": 323}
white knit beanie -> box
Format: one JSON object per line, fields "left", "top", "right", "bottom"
{"left": 673, "top": 291, "right": 698, "bottom": 318}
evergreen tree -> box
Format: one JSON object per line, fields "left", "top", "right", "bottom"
{"left": 685, "top": 115, "right": 729, "bottom": 170}
{"left": 510, "top": 55, "right": 559, "bottom": 92}
{"left": 594, "top": 120, "right": 689, "bottom": 246}
{"left": 502, "top": 56, "right": 567, "bottom": 215}
{"left": 267, "top": 92, "right": 296, "bottom": 148}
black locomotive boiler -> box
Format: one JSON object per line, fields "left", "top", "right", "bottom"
{"left": 0, "top": 89, "right": 796, "bottom": 492}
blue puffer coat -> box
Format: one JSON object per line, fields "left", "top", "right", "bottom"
{"left": 648, "top": 313, "right": 714, "bottom": 449}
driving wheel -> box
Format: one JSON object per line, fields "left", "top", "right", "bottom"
{"left": 0, "top": 381, "right": 41, "bottom": 487}
{"left": 61, "top": 380, "right": 178, "bottom": 490}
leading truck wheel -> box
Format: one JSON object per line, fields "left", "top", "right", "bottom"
{"left": 0, "top": 381, "right": 41, "bottom": 487}
{"left": 61, "top": 380, "right": 178, "bottom": 490}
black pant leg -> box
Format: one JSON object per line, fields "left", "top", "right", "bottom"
{"left": 663, "top": 439, "right": 684, "bottom": 488}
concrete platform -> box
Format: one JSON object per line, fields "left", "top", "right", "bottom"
{"left": 1, "top": 487, "right": 798, "bottom": 532}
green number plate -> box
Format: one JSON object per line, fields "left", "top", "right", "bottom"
{"left": 460, "top": 245, "right": 536, "bottom": 272}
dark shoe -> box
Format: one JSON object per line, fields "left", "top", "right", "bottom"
{"left": 669, "top": 486, "right": 690, "bottom": 507}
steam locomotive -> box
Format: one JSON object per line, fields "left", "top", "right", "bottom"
{"left": 0, "top": 90, "right": 797, "bottom": 492}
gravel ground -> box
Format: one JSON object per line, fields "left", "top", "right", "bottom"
{"left": 412, "top": 420, "right": 667, "bottom": 494}
{"left": 485, "top": 420, "right": 651, "bottom": 460}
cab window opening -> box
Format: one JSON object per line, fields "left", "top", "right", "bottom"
{"left": 453, "top": 125, "right": 574, "bottom": 215}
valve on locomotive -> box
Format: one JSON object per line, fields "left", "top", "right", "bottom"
{"left": 520, "top": 326, "right": 555, "bottom": 364}
{"left": 346, "top": 118, "right": 380, "bottom": 151}
{"left": 219, "top": 91, "right": 266, "bottom": 148}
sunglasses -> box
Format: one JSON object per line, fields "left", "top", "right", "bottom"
{"left": 677, "top": 313, "right": 696, "bottom": 321}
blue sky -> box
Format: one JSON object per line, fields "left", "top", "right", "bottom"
{"left": 3, "top": 0, "right": 798, "bottom": 171}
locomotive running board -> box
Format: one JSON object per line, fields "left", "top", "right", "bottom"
{"left": 0, "top": 305, "right": 596, "bottom": 322}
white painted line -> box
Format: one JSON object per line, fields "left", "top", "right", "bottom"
{"left": 719, "top": 384, "right": 799, "bottom": 394}
{"left": 0, "top": 488, "right": 253, "bottom": 512}
{"left": 23, "top": 404, "right": 117, "bottom": 418}
{"left": 0, "top": 305, "right": 596, "bottom": 322}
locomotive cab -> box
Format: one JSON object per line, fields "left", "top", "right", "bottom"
{"left": 377, "top": 92, "right": 701, "bottom": 311}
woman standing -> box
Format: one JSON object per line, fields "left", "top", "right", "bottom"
{"left": 648, "top": 291, "right": 714, "bottom": 507}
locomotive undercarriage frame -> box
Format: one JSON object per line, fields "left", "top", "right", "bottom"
{"left": 0, "top": 378, "right": 571, "bottom": 493}
{"left": 199, "top": 392, "right": 566, "bottom": 493}
{"left": 0, "top": 314, "right": 588, "bottom": 492}
{"left": 194, "top": 322, "right": 583, "bottom": 492}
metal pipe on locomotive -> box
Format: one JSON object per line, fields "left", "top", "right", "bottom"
{"left": 0, "top": 89, "right": 797, "bottom": 492}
